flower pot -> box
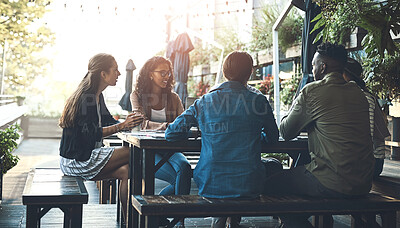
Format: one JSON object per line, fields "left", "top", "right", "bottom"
{"left": 16, "top": 97, "right": 25, "bottom": 106}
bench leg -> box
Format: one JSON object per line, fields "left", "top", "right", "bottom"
{"left": 110, "top": 179, "right": 117, "bottom": 204}
{"left": 352, "top": 213, "right": 381, "bottom": 228}
{"left": 381, "top": 211, "right": 396, "bottom": 228}
{"left": 26, "top": 205, "right": 40, "bottom": 228}
{"left": 311, "top": 215, "right": 333, "bottom": 228}
{"left": 100, "top": 180, "right": 111, "bottom": 204}
{"left": 139, "top": 215, "right": 145, "bottom": 228}
{"left": 70, "top": 204, "right": 83, "bottom": 228}
{"left": 362, "top": 213, "right": 379, "bottom": 228}
{"left": 62, "top": 204, "right": 83, "bottom": 228}
{"left": 144, "top": 216, "right": 158, "bottom": 228}
{"left": 351, "top": 214, "right": 365, "bottom": 228}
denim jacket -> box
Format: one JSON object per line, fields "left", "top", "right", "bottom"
{"left": 165, "top": 81, "right": 278, "bottom": 198}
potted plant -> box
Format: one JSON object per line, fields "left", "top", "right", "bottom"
{"left": 16, "top": 96, "right": 25, "bottom": 106}
{"left": 0, "top": 124, "right": 21, "bottom": 200}
{"left": 255, "top": 76, "right": 273, "bottom": 97}
{"left": 195, "top": 80, "right": 210, "bottom": 97}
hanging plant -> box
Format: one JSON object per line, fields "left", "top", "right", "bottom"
{"left": 311, "top": 0, "right": 400, "bottom": 106}
{"left": 0, "top": 124, "right": 21, "bottom": 174}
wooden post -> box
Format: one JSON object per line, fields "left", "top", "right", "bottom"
{"left": 391, "top": 117, "right": 400, "bottom": 160}
{"left": 20, "top": 115, "right": 29, "bottom": 138}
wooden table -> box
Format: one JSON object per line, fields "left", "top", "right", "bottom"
{"left": 117, "top": 131, "right": 308, "bottom": 228}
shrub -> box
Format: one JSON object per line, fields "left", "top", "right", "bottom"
{"left": 0, "top": 124, "right": 21, "bottom": 174}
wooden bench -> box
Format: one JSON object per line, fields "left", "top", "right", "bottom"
{"left": 22, "top": 168, "right": 88, "bottom": 228}
{"left": 132, "top": 193, "right": 400, "bottom": 228}
{"left": 372, "top": 159, "right": 400, "bottom": 200}
{"left": 373, "top": 176, "right": 400, "bottom": 199}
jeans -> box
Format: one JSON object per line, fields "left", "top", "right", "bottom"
{"left": 263, "top": 166, "right": 359, "bottom": 228}
{"left": 373, "top": 158, "right": 384, "bottom": 178}
{"left": 155, "top": 152, "right": 192, "bottom": 195}
{"left": 211, "top": 158, "right": 283, "bottom": 227}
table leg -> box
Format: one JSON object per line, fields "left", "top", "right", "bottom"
{"left": 26, "top": 205, "right": 40, "bottom": 228}
{"left": 128, "top": 145, "right": 142, "bottom": 228}
{"left": 142, "top": 149, "right": 155, "bottom": 195}
{"left": 133, "top": 146, "right": 143, "bottom": 194}
{"left": 69, "top": 204, "right": 83, "bottom": 228}
{"left": 128, "top": 144, "right": 133, "bottom": 228}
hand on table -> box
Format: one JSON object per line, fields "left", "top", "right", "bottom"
{"left": 122, "top": 112, "right": 144, "bottom": 130}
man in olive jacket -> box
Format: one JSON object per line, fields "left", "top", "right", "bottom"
{"left": 264, "top": 43, "right": 374, "bottom": 228}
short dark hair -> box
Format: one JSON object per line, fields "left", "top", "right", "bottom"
{"left": 223, "top": 51, "right": 253, "bottom": 82}
{"left": 316, "top": 42, "right": 347, "bottom": 65}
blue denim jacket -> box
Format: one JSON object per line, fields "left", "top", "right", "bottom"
{"left": 165, "top": 81, "right": 279, "bottom": 198}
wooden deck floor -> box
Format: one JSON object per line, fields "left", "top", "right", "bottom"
{"left": 0, "top": 138, "right": 399, "bottom": 227}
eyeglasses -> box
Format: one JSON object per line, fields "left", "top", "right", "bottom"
{"left": 152, "top": 70, "right": 171, "bottom": 78}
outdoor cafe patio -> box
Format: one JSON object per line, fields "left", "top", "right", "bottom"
{"left": 1, "top": 0, "right": 400, "bottom": 227}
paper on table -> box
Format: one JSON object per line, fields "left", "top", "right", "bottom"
{"left": 128, "top": 131, "right": 165, "bottom": 138}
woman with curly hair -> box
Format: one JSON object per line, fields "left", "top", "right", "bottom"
{"left": 59, "top": 53, "right": 143, "bottom": 222}
{"left": 130, "top": 56, "right": 191, "bottom": 226}
{"left": 131, "top": 56, "right": 184, "bottom": 130}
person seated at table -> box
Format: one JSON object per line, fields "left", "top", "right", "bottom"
{"left": 165, "top": 51, "right": 281, "bottom": 228}
{"left": 343, "top": 58, "right": 390, "bottom": 178}
{"left": 59, "top": 53, "right": 143, "bottom": 223}
{"left": 264, "top": 43, "right": 375, "bottom": 228}
{"left": 130, "top": 56, "right": 192, "bottom": 226}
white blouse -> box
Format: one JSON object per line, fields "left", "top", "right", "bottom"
{"left": 151, "top": 107, "right": 166, "bottom": 122}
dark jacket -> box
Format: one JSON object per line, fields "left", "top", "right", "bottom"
{"left": 59, "top": 93, "right": 118, "bottom": 161}
{"left": 280, "top": 72, "right": 374, "bottom": 195}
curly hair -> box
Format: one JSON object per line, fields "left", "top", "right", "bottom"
{"left": 134, "top": 56, "right": 174, "bottom": 105}
{"left": 316, "top": 42, "right": 347, "bottom": 65}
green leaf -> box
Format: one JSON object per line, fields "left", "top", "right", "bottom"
{"left": 311, "top": 12, "right": 322, "bottom": 23}
{"left": 313, "top": 31, "right": 324, "bottom": 44}
{"left": 0, "top": 124, "right": 20, "bottom": 174}
{"left": 310, "top": 17, "right": 326, "bottom": 34}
